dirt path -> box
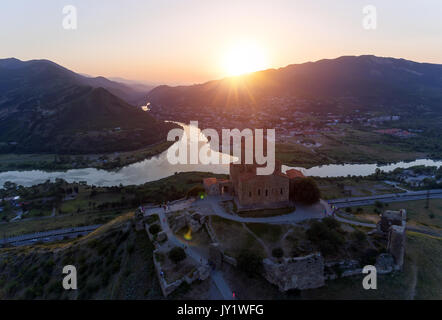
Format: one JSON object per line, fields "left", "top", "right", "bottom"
{"left": 241, "top": 223, "right": 272, "bottom": 257}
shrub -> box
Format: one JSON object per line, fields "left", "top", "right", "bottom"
{"left": 306, "top": 220, "right": 345, "bottom": 256}
{"left": 293, "top": 178, "right": 321, "bottom": 204}
{"left": 168, "top": 247, "right": 186, "bottom": 264}
{"left": 374, "top": 201, "right": 383, "bottom": 209}
{"left": 352, "top": 230, "right": 367, "bottom": 243}
{"left": 149, "top": 224, "right": 161, "bottom": 235}
{"left": 360, "top": 248, "right": 378, "bottom": 266}
{"left": 237, "top": 251, "right": 263, "bottom": 278}
{"left": 271, "top": 247, "right": 284, "bottom": 259}
{"left": 322, "top": 217, "right": 341, "bottom": 230}
{"left": 186, "top": 185, "right": 206, "bottom": 199}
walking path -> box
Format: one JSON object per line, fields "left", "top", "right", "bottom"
{"left": 152, "top": 207, "right": 234, "bottom": 300}
{"left": 203, "top": 196, "right": 326, "bottom": 225}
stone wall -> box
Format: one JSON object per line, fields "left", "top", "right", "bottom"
{"left": 377, "top": 209, "right": 406, "bottom": 233}
{"left": 387, "top": 225, "right": 406, "bottom": 270}
{"left": 263, "top": 253, "right": 325, "bottom": 291}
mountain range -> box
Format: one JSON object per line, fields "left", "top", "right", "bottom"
{"left": 147, "top": 55, "right": 442, "bottom": 114}
{"left": 0, "top": 58, "right": 175, "bottom": 154}
{"left": 1, "top": 55, "right": 442, "bottom": 154}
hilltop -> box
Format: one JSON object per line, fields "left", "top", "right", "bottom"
{"left": 0, "top": 58, "right": 176, "bottom": 154}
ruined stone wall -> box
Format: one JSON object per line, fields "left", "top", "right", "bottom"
{"left": 387, "top": 225, "right": 406, "bottom": 270}
{"left": 263, "top": 253, "right": 325, "bottom": 291}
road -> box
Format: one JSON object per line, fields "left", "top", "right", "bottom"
{"left": 329, "top": 189, "right": 442, "bottom": 208}
{"left": 2, "top": 224, "right": 102, "bottom": 246}
{"left": 201, "top": 196, "right": 327, "bottom": 224}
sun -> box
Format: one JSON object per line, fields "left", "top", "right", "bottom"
{"left": 222, "top": 43, "right": 268, "bottom": 77}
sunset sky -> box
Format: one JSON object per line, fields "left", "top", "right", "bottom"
{"left": 1, "top": 0, "right": 442, "bottom": 85}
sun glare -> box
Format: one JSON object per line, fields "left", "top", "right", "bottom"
{"left": 223, "top": 43, "right": 268, "bottom": 77}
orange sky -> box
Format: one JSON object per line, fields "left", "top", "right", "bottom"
{"left": 1, "top": 0, "right": 442, "bottom": 85}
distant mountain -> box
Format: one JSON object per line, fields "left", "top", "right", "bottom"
{"left": 147, "top": 55, "right": 442, "bottom": 113}
{"left": 107, "top": 77, "right": 155, "bottom": 94}
{"left": 0, "top": 58, "right": 176, "bottom": 154}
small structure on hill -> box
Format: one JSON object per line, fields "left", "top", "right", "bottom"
{"left": 377, "top": 209, "right": 406, "bottom": 233}
{"left": 376, "top": 209, "right": 407, "bottom": 270}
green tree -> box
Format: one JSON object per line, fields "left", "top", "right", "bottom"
{"left": 237, "top": 251, "right": 263, "bottom": 278}
{"left": 168, "top": 247, "right": 186, "bottom": 264}
{"left": 293, "top": 178, "right": 321, "bottom": 204}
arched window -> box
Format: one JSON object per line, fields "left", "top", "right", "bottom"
{"left": 280, "top": 188, "right": 283, "bottom": 195}
{"left": 258, "top": 189, "right": 261, "bottom": 196}
{"left": 265, "top": 189, "right": 268, "bottom": 196}
{"left": 249, "top": 191, "right": 252, "bottom": 197}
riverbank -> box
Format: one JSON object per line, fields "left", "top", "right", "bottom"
{"left": 0, "top": 140, "right": 174, "bottom": 173}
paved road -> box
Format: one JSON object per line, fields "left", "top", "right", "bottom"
{"left": 329, "top": 189, "right": 442, "bottom": 208}
{"left": 2, "top": 224, "right": 102, "bottom": 246}
{"left": 201, "top": 196, "right": 327, "bottom": 225}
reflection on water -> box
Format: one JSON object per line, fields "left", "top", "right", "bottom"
{"left": 0, "top": 123, "right": 441, "bottom": 187}
{"left": 283, "top": 158, "right": 442, "bottom": 178}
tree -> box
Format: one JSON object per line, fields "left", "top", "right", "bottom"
{"left": 306, "top": 219, "right": 345, "bottom": 257}
{"left": 186, "top": 185, "right": 206, "bottom": 199}
{"left": 149, "top": 224, "right": 161, "bottom": 234}
{"left": 168, "top": 247, "right": 186, "bottom": 264}
{"left": 272, "top": 247, "right": 284, "bottom": 259}
{"left": 293, "top": 178, "right": 321, "bottom": 204}
{"left": 237, "top": 251, "right": 263, "bottom": 278}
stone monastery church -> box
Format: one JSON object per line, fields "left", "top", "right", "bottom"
{"left": 203, "top": 160, "right": 305, "bottom": 211}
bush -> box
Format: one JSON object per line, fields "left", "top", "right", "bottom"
{"left": 293, "top": 178, "right": 321, "bottom": 204}
{"left": 237, "top": 251, "right": 263, "bottom": 278}
{"left": 306, "top": 220, "right": 345, "bottom": 256}
{"left": 168, "top": 247, "right": 186, "bottom": 264}
{"left": 148, "top": 224, "right": 161, "bottom": 235}
{"left": 271, "top": 247, "right": 284, "bottom": 259}
{"left": 374, "top": 201, "right": 383, "bottom": 209}
{"left": 352, "top": 230, "right": 367, "bottom": 243}
{"left": 322, "top": 217, "right": 340, "bottom": 230}
{"left": 360, "top": 248, "right": 378, "bottom": 266}
{"left": 186, "top": 185, "right": 206, "bottom": 199}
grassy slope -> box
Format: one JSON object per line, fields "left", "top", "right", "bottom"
{"left": 302, "top": 232, "right": 442, "bottom": 299}
{"left": 355, "top": 199, "right": 442, "bottom": 229}
{"left": 0, "top": 214, "right": 164, "bottom": 300}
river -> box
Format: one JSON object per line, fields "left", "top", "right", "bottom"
{"left": 0, "top": 123, "right": 441, "bottom": 187}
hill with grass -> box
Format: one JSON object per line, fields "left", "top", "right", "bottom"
{"left": 0, "top": 58, "right": 175, "bottom": 154}
{"left": 0, "top": 214, "right": 165, "bottom": 299}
